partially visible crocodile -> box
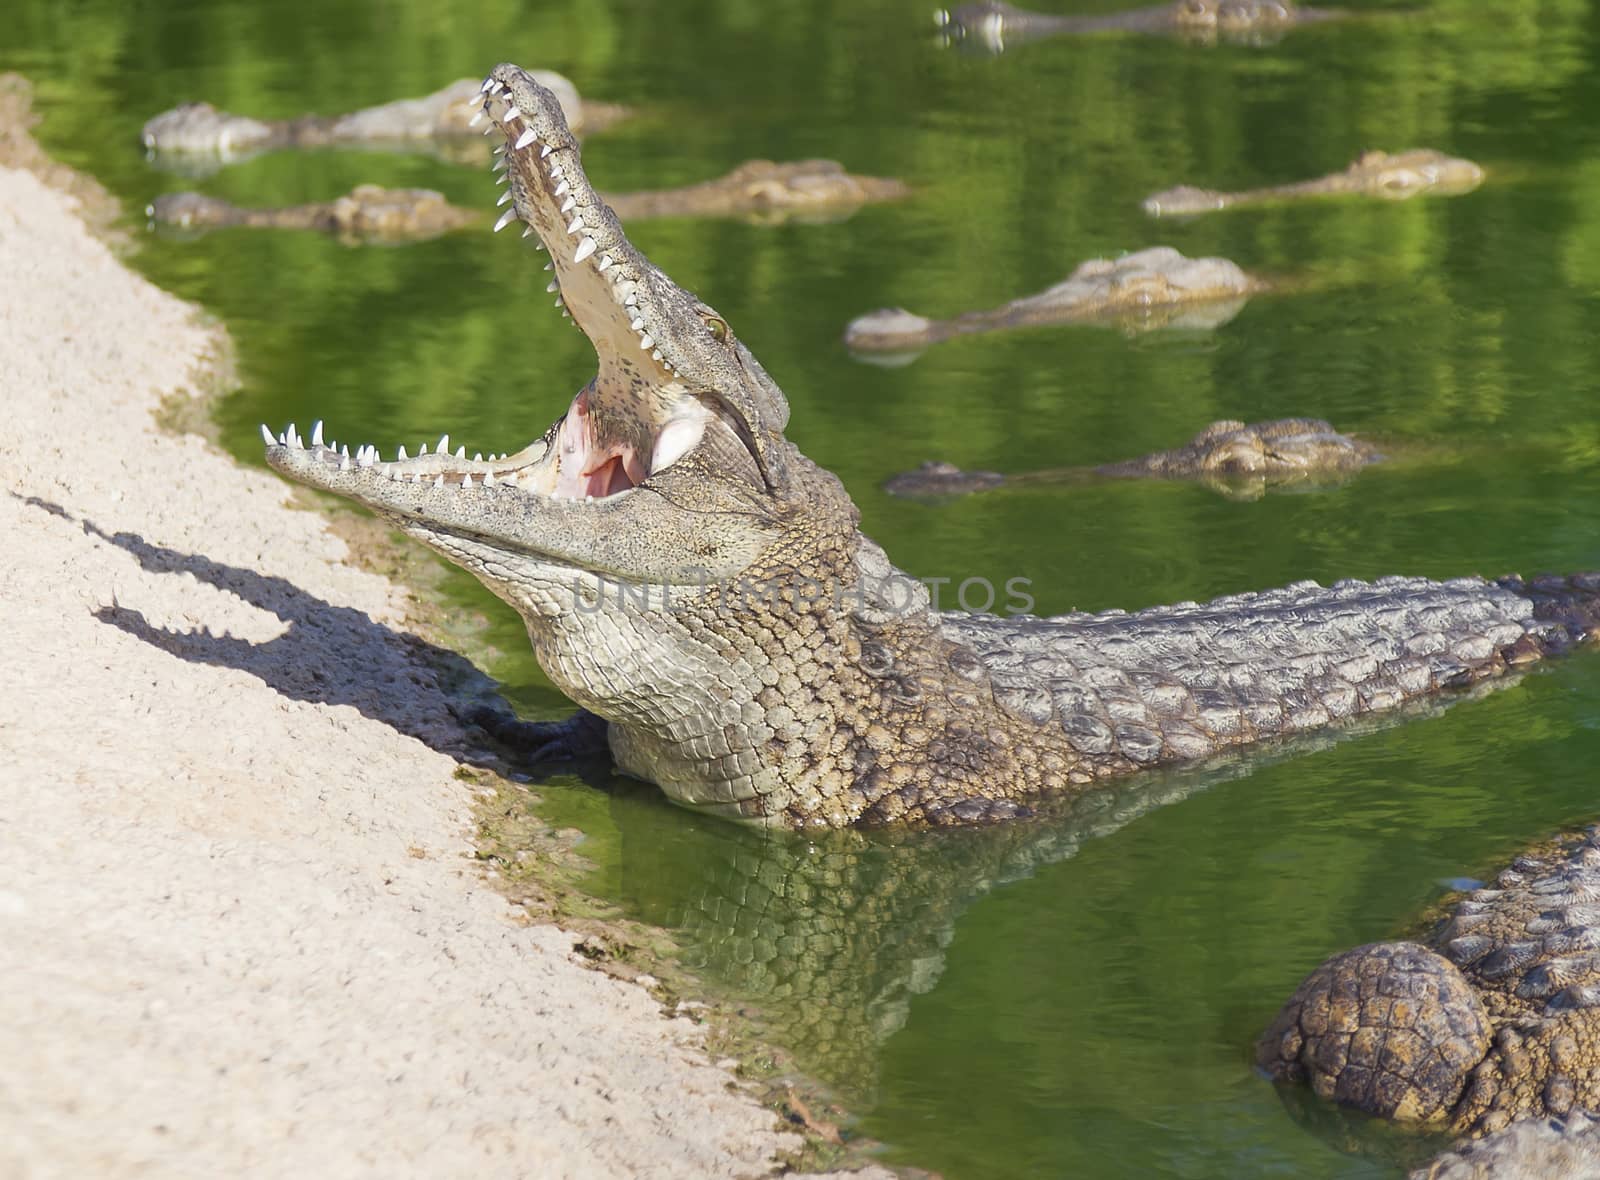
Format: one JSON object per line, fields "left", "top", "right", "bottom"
{"left": 1145, "top": 150, "right": 1486, "bottom": 217}
{"left": 141, "top": 73, "right": 627, "bottom": 175}
{"left": 884, "top": 418, "right": 1382, "bottom": 502}
{"left": 148, "top": 186, "right": 478, "bottom": 243}
{"left": 261, "top": 65, "right": 1600, "bottom": 831}
{"left": 1259, "top": 826, "right": 1600, "bottom": 1155}
{"left": 844, "top": 246, "right": 1263, "bottom": 359}
{"left": 147, "top": 162, "right": 909, "bottom": 242}
{"left": 935, "top": 0, "right": 1346, "bottom": 53}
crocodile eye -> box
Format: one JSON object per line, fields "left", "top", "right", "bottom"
{"left": 703, "top": 314, "right": 730, "bottom": 343}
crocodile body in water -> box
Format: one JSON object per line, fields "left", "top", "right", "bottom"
{"left": 935, "top": 0, "right": 1346, "bottom": 53}
{"left": 844, "top": 246, "right": 1263, "bottom": 360}
{"left": 262, "top": 66, "right": 1600, "bottom": 831}
{"left": 141, "top": 73, "right": 627, "bottom": 175}
{"left": 1144, "top": 149, "right": 1486, "bottom": 217}
{"left": 148, "top": 162, "right": 909, "bottom": 243}
{"left": 885, "top": 418, "right": 1382, "bottom": 502}
{"left": 1259, "top": 826, "right": 1600, "bottom": 1171}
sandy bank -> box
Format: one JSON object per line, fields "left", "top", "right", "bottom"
{"left": 0, "top": 76, "right": 843, "bottom": 1180}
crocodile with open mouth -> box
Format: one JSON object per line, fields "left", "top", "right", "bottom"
{"left": 147, "top": 161, "right": 909, "bottom": 243}
{"left": 884, "top": 418, "right": 1382, "bottom": 502}
{"left": 935, "top": 0, "right": 1346, "bottom": 54}
{"left": 843, "top": 246, "right": 1264, "bottom": 359}
{"left": 140, "top": 73, "right": 627, "bottom": 175}
{"left": 1144, "top": 150, "right": 1487, "bottom": 218}
{"left": 263, "top": 65, "right": 1600, "bottom": 830}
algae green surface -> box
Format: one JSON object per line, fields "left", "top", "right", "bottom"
{"left": 10, "top": 0, "right": 1600, "bottom": 1173}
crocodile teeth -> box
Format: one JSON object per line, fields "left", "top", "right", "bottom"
{"left": 496, "top": 191, "right": 513, "bottom": 207}
{"left": 515, "top": 128, "right": 537, "bottom": 150}
{"left": 554, "top": 297, "right": 563, "bottom": 308}
{"left": 522, "top": 226, "right": 535, "bottom": 238}
{"left": 454, "top": 445, "right": 466, "bottom": 459}
{"left": 462, "top": 474, "right": 474, "bottom": 488}
{"left": 437, "top": 434, "right": 450, "bottom": 454}
{"left": 497, "top": 173, "right": 509, "bottom": 187}
{"left": 652, "top": 349, "right": 664, "bottom": 362}
{"left": 566, "top": 216, "right": 584, "bottom": 235}
{"left": 397, "top": 445, "right": 408, "bottom": 461}
{"left": 554, "top": 180, "right": 570, "bottom": 196}
{"left": 544, "top": 261, "right": 554, "bottom": 271}
{"left": 629, "top": 317, "right": 645, "bottom": 331}
{"left": 558, "top": 196, "right": 576, "bottom": 214}
{"left": 479, "top": 78, "right": 495, "bottom": 93}
{"left": 339, "top": 453, "right": 350, "bottom": 470}
{"left": 469, "top": 111, "right": 485, "bottom": 128}
{"left": 418, "top": 442, "right": 429, "bottom": 455}
{"left": 483, "top": 470, "right": 496, "bottom": 487}
{"left": 260, "top": 423, "right": 275, "bottom": 446}
{"left": 541, "top": 144, "right": 553, "bottom": 158}
{"left": 493, "top": 208, "right": 517, "bottom": 232}
{"left": 547, "top": 280, "right": 559, "bottom": 293}
{"left": 639, "top": 334, "right": 654, "bottom": 350}
{"left": 597, "top": 254, "right": 613, "bottom": 272}
{"left": 474, "top": 452, "right": 483, "bottom": 462}
{"left": 433, "top": 474, "right": 445, "bottom": 489}
{"left": 502, "top": 105, "right": 521, "bottom": 123}
{"left": 624, "top": 293, "right": 637, "bottom": 306}
{"left": 573, "top": 237, "right": 597, "bottom": 263}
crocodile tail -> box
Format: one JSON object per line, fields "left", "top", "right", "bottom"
{"left": 1499, "top": 572, "right": 1600, "bottom": 660}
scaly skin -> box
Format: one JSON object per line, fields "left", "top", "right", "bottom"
{"left": 935, "top": 0, "right": 1345, "bottom": 54}
{"left": 147, "top": 162, "right": 908, "bottom": 242}
{"left": 262, "top": 66, "right": 1600, "bottom": 831}
{"left": 1260, "top": 827, "right": 1600, "bottom": 1153}
{"left": 884, "top": 418, "right": 1382, "bottom": 501}
{"left": 843, "top": 246, "right": 1262, "bottom": 358}
{"left": 140, "top": 73, "right": 627, "bottom": 172}
{"left": 1144, "top": 149, "right": 1486, "bottom": 217}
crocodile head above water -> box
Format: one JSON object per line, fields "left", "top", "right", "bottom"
{"left": 266, "top": 64, "right": 1600, "bottom": 831}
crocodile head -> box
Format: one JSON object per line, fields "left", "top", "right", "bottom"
{"left": 141, "top": 102, "right": 275, "bottom": 159}
{"left": 1354, "top": 149, "right": 1486, "bottom": 200}
{"left": 264, "top": 64, "right": 871, "bottom": 822}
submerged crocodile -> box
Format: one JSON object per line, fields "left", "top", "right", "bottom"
{"left": 141, "top": 73, "right": 626, "bottom": 174}
{"left": 262, "top": 65, "right": 1600, "bottom": 831}
{"left": 1259, "top": 826, "right": 1600, "bottom": 1169}
{"left": 885, "top": 419, "right": 1382, "bottom": 502}
{"left": 844, "top": 246, "right": 1263, "bottom": 359}
{"left": 147, "top": 162, "right": 909, "bottom": 243}
{"left": 1144, "top": 150, "right": 1486, "bottom": 217}
{"left": 935, "top": 0, "right": 1346, "bottom": 53}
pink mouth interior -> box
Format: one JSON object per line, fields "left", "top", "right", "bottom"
{"left": 554, "top": 390, "right": 649, "bottom": 498}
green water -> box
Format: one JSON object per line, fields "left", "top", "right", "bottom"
{"left": 11, "top": 0, "right": 1600, "bottom": 1173}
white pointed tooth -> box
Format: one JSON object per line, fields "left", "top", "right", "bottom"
{"left": 358, "top": 448, "right": 374, "bottom": 468}
{"left": 261, "top": 423, "right": 275, "bottom": 446}
{"left": 540, "top": 144, "right": 553, "bottom": 158}
{"left": 483, "top": 470, "right": 496, "bottom": 486}
{"left": 482, "top": 124, "right": 494, "bottom": 136}
{"left": 573, "top": 236, "right": 597, "bottom": 263}
{"left": 493, "top": 208, "right": 517, "bottom": 232}
{"left": 455, "top": 446, "right": 466, "bottom": 459}
{"left": 652, "top": 349, "right": 664, "bottom": 362}
{"left": 487, "top": 79, "right": 504, "bottom": 94}
{"left": 418, "top": 442, "right": 429, "bottom": 455}
{"left": 502, "top": 105, "right": 521, "bottom": 122}
{"left": 522, "top": 226, "right": 535, "bottom": 238}
{"left": 639, "top": 334, "right": 654, "bottom": 350}
{"left": 586, "top": 494, "right": 594, "bottom": 503}
{"left": 549, "top": 162, "right": 562, "bottom": 177}
{"left": 559, "top": 195, "right": 576, "bottom": 214}
{"left": 397, "top": 445, "right": 408, "bottom": 460}
{"left": 497, "top": 172, "right": 509, "bottom": 186}
{"left": 474, "top": 452, "right": 483, "bottom": 462}
{"left": 624, "top": 293, "right": 637, "bottom": 306}
{"left": 479, "top": 78, "right": 495, "bottom": 93}
{"left": 496, "top": 190, "right": 512, "bottom": 207}
{"left": 561, "top": 309, "right": 570, "bottom": 319}
{"left": 492, "top": 143, "right": 505, "bottom": 156}
{"left": 437, "top": 434, "right": 450, "bottom": 454}
{"left": 462, "top": 474, "right": 474, "bottom": 489}
{"left": 598, "top": 254, "right": 613, "bottom": 272}
{"left": 554, "top": 180, "right": 570, "bottom": 196}
{"left": 566, "top": 216, "right": 584, "bottom": 235}
{"left": 534, "top": 241, "right": 546, "bottom": 251}
{"left": 554, "top": 297, "right": 563, "bottom": 308}
{"left": 469, "top": 111, "right": 485, "bottom": 128}
{"left": 629, "top": 316, "right": 645, "bottom": 331}
{"left": 339, "top": 454, "right": 351, "bottom": 471}
{"left": 515, "top": 127, "right": 537, "bottom": 150}
{"left": 310, "top": 420, "right": 324, "bottom": 447}
{"left": 277, "top": 431, "right": 287, "bottom": 445}
{"left": 547, "top": 280, "right": 559, "bottom": 293}
{"left": 341, "top": 445, "right": 350, "bottom": 458}
{"left": 433, "top": 474, "right": 445, "bottom": 489}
